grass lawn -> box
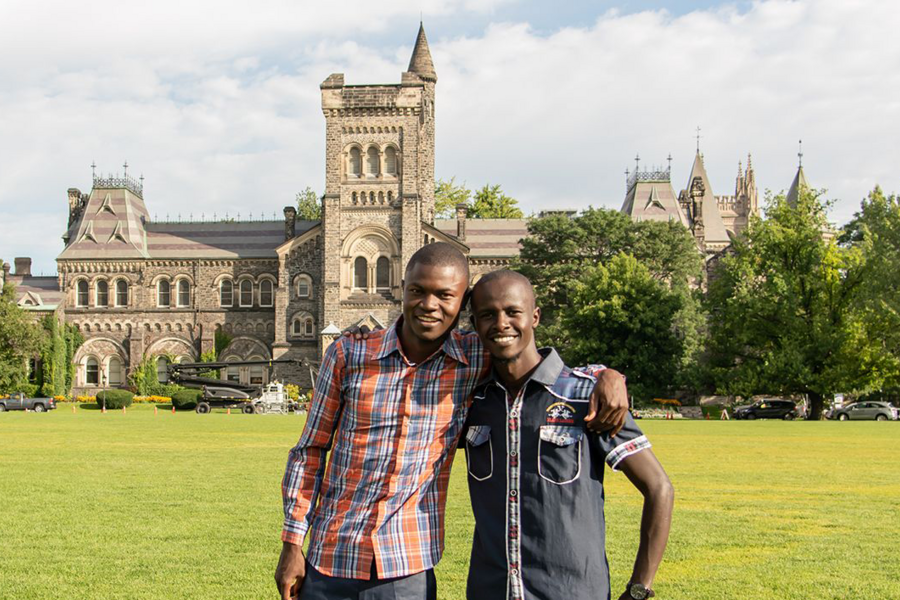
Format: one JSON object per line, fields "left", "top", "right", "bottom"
{"left": 1, "top": 405, "right": 898, "bottom": 599}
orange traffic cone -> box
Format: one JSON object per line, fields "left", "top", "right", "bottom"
{"left": 172, "top": 405, "right": 176, "bottom": 414}
{"left": 154, "top": 405, "right": 158, "bottom": 415}
{"left": 227, "top": 408, "right": 231, "bottom": 415}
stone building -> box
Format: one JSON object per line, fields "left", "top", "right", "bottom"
{"left": 26, "top": 24, "right": 527, "bottom": 396}
{"left": 620, "top": 150, "right": 759, "bottom": 271}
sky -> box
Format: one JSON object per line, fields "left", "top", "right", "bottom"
{"left": 1, "top": 0, "right": 899, "bottom": 275}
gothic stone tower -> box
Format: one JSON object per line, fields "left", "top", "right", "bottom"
{"left": 319, "top": 24, "right": 437, "bottom": 345}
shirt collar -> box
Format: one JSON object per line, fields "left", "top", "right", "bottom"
{"left": 476, "top": 347, "right": 565, "bottom": 391}
{"left": 375, "top": 318, "right": 469, "bottom": 366}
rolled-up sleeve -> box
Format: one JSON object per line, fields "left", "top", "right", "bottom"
{"left": 593, "top": 413, "right": 651, "bottom": 471}
{"left": 281, "top": 339, "right": 346, "bottom": 545}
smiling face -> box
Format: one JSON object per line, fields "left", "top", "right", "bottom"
{"left": 471, "top": 274, "right": 541, "bottom": 364}
{"left": 400, "top": 262, "right": 470, "bottom": 354}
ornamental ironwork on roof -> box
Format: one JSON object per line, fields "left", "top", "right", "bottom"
{"left": 626, "top": 166, "right": 671, "bottom": 192}
{"left": 93, "top": 173, "right": 144, "bottom": 197}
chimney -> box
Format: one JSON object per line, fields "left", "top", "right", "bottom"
{"left": 14, "top": 257, "right": 32, "bottom": 277}
{"left": 283, "top": 206, "right": 297, "bottom": 241}
{"left": 1, "top": 261, "right": 9, "bottom": 286}
{"left": 455, "top": 203, "right": 468, "bottom": 242}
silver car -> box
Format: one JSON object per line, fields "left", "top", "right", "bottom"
{"left": 832, "top": 401, "right": 898, "bottom": 421}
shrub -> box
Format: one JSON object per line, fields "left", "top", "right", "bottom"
{"left": 284, "top": 384, "right": 300, "bottom": 401}
{"left": 96, "top": 389, "right": 134, "bottom": 409}
{"left": 171, "top": 389, "right": 203, "bottom": 410}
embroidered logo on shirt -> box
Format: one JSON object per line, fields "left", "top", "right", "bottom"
{"left": 546, "top": 401, "right": 576, "bottom": 424}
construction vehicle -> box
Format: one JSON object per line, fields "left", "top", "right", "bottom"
{"left": 167, "top": 358, "right": 308, "bottom": 414}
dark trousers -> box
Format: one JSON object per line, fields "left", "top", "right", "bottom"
{"left": 299, "top": 561, "right": 437, "bottom": 600}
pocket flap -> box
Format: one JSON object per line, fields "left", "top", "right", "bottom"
{"left": 540, "top": 425, "right": 583, "bottom": 447}
{"left": 466, "top": 425, "right": 491, "bottom": 447}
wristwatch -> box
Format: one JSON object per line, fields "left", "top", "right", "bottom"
{"left": 626, "top": 582, "right": 655, "bottom": 599}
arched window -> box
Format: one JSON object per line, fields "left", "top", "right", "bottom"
{"left": 108, "top": 357, "right": 122, "bottom": 386}
{"left": 239, "top": 280, "right": 253, "bottom": 307}
{"left": 96, "top": 280, "right": 109, "bottom": 307}
{"left": 292, "top": 318, "right": 303, "bottom": 336}
{"left": 157, "top": 280, "right": 171, "bottom": 307}
{"left": 220, "top": 280, "right": 233, "bottom": 307}
{"left": 156, "top": 356, "right": 169, "bottom": 383}
{"left": 259, "top": 280, "right": 273, "bottom": 307}
{"left": 85, "top": 357, "right": 99, "bottom": 385}
{"left": 384, "top": 147, "right": 397, "bottom": 176}
{"left": 349, "top": 147, "right": 361, "bottom": 177}
{"left": 76, "top": 280, "right": 89, "bottom": 307}
{"left": 376, "top": 257, "right": 390, "bottom": 289}
{"left": 225, "top": 360, "right": 240, "bottom": 383}
{"left": 305, "top": 318, "right": 314, "bottom": 336}
{"left": 248, "top": 356, "right": 265, "bottom": 385}
{"left": 115, "top": 280, "right": 128, "bottom": 307}
{"left": 354, "top": 257, "right": 368, "bottom": 289}
{"left": 365, "top": 147, "right": 379, "bottom": 177}
{"left": 296, "top": 275, "right": 312, "bottom": 299}
{"left": 292, "top": 314, "right": 315, "bottom": 339}
{"left": 177, "top": 280, "right": 191, "bottom": 307}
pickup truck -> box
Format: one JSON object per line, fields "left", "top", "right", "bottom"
{"left": 0, "top": 392, "right": 57, "bottom": 413}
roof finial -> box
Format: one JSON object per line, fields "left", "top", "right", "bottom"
{"left": 634, "top": 153, "right": 640, "bottom": 171}
{"left": 667, "top": 153, "right": 673, "bottom": 172}
{"left": 123, "top": 160, "right": 128, "bottom": 176}
{"left": 695, "top": 126, "right": 702, "bottom": 153}
{"left": 798, "top": 139, "right": 803, "bottom": 168}
{"left": 91, "top": 161, "right": 97, "bottom": 179}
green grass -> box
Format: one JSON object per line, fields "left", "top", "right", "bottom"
{"left": 1, "top": 405, "right": 898, "bottom": 599}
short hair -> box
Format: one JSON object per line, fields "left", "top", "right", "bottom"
{"left": 406, "top": 242, "right": 470, "bottom": 280}
{"left": 470, "top": 269, "right": 535, "bottom": 310}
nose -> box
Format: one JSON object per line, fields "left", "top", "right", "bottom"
{"left": 494, "top": 311, "right": 511, "bottom": 330}
{"left": 420, "top": 293, "right": 439, "bottom": 311}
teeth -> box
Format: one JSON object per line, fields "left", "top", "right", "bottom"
{"left": 492, "top": 336, "right": 516, "bottom": 343}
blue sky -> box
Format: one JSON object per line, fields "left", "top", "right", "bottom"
{"left": 1, "top": 0, "right": 898, "bottom": 274}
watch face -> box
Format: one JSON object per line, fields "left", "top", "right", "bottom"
{"left": 629, "top": 583, "right": 649, "bottom": 600}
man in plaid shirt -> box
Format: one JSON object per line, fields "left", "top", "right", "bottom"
{"left": 275, "top": 243, "right": 628, "bottom": 600}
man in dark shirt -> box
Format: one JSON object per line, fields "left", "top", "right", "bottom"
{"left": 465, "top": 270, "right": 674, "bottom": 600}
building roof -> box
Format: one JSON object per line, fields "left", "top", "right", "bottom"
{"left": 621, "top": 176, "right": 688, "bottom": 227}
{"left": 684, "top": 152, "right": 731, "bottom": 245}
{"left": 59, "top": 186, "right": 151, "bottom": 260}
{"left": 408, "top": 22, "right": 437, "bottom": 82}
{"left": 58, "top": 183, "right": 319, "bottom": 261}
{"left": 145, "top": 220, "right": 317, "bottom": 260}
{"left": 9, "top": 275, "right": 64, "bottom": 311}
{"left": 786, "top": 165, "right": 810, "bottom": 207}
{"left": 434, "top": 218, "right": 529, "bottom": 258}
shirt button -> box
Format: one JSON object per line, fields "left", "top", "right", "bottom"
{"left": 510, "top": 490, "right": 518, "bottom": 497}
{"left": 510, "top": 451, "right": 518, "bottom": 457}
{"left": 511, "top": 569, "right": 519, "bottom": 576}
{"left": 510, "top": 409, "right": 518, "bottom": 417}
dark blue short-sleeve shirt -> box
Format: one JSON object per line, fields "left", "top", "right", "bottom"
{"left": 463, "top": 348, "right": 650, "bottom": 600}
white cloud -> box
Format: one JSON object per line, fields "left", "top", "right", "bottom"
{"left": 1, "top": 0, "right": 899, "bottom": 273}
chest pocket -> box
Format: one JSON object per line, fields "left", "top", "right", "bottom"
{"left": 465, "top": 425, "right": 493, "bottom": 481}
{"left": 538, "top": 425, "right": 583, "bottom": 485}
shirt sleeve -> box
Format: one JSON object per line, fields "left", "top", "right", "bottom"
{"left": 591, "top": 413, "right": 651, "bottom": 472}
{"left": 281, "top": 339, "right": 346, "bottom": 545}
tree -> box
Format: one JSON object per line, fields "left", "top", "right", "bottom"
{"left": 513, "top": 208, "right": 705, "bottom": 398}
{"left": 842, "top": 186, "right": 900, "bottom": 395}
{"left": 468, "top": 184, "right": 524, "bottom": 219}
{"left": 706, "top": 188, "right": 883, "bottom": 419}
{"left": 435, "top": 177, "right": 471, "bottom": 219}
{"left": 39, "top": 315, "right": 82, "bottom": 398}
{"left": 0, "top": 278, "right": 43, "bottom": 393}
{"left": 562, "top": 254, "right": 687, "bottom": 401}
{"left": 296, "top": 187, "right": 322, "bottom": 221}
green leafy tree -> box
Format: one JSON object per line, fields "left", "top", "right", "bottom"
{"left": 296, "top": 187, "right": 322, "bottom": 221}
{"left": 562, "top": 254, "right": 686, "bottom": 401}
{"left": 435, "top": 177, "right": 471, "bottom": 219}
{"left": 841, "top": 186, "right": 900, "bottom": 394}
{"left": 706, "top": 188, "right": 883, "bottom": 419}
{"left": 0, "top": 278, "right": 43, "bottom": 393}
{"left": 513, "top": 208, "right": 705, "bottom": 397}
{"left": 468, "top": 184, "right": 524, "bottom": 219}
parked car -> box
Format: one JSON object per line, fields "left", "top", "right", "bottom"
{"left": 831, "top": 401, "right": 898, "bottom": 421}
{"left": 733, "top": 399, "right": 801, "bottom": 420}
{"left": 0, "top": 392, "right": 57, "bottom": 413}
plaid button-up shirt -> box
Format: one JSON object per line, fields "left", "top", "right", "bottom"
{"left": 282, "top": 320, "right": 489, "bottom": 580}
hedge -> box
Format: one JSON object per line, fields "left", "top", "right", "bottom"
{"left": 95, "top": 389, "right": 134, "bottom": 409}
{"left": 171, "top": 389, "right": 203, "bottom": 410}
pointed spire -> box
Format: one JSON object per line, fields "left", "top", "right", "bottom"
{"left": 746, "top": 153, "right": 753, "bottom": 172}
{"left": 786, "top": 164, "right": 810, "bottom": 208}
{"left": 737, "top": 161, "right": 743, "bottom": 179}
{"left": 408, "top": 22, "right": 437, "bottom": 82}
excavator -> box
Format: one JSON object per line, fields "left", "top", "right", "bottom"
{"left": 167, "top": 358, "right": 316, "bottom": 414}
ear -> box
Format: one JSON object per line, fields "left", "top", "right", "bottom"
{"left": 532, "top": 306, "right": 541, "bottom": 328}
